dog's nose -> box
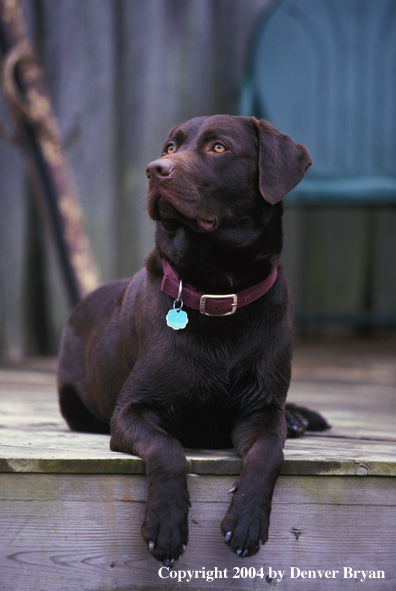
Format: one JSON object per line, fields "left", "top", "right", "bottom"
{"left": 146, "top": 159, "right": 174, "bottom": 180}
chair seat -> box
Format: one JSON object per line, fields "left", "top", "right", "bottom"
{"left": 287, "top": 175, "right": 396, "bottom": 206}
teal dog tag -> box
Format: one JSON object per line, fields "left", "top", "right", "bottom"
{"left": 166, "top": 308, "right": 189, "bottom": 330}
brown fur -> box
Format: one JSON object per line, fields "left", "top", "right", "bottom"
{"left": 57, "top": 115, "right": 328, "bottom": 565}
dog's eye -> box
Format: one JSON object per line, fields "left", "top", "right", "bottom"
{"left": 213, "top": 143, "right": 226, "bottom": 153}
{"left": 166, "top": 144, "right": 176, "bottom": 154}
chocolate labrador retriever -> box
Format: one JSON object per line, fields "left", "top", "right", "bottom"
{"left": 57, "top": 115, "right": 329, "bottom": 566}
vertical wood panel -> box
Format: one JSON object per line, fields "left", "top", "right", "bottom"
{"left": 38, "top": 0, "right": 118, "bottom": 340}
{"left": 304, "top": 209, "right": 371, "bottom": 313}
{"left": 0, "top": 0, "right": 38, "bottom": 358}
{"left": 0, "top": 139, "right": 26, "bottom": 358}
{"left": 41, "top": 0, "right": 117, "bottom": 283}
{"left": 116, "top": 0, "right": 182, "bottom": 278}
{"left": 0, "top": 474, "right": 395, "bottom": 591}
{"left": 373, "top": 209, "right": 396, "bottom": 314}
{"left": 283, "top": 209, "right": 306, "bottom": 309}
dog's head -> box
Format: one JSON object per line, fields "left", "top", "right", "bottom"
{"left": 146, "top": 115, "right": 311, "bottom": 235}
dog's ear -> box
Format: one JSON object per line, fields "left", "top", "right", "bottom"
{"left": 254, "top": 118, "right": 312, "bottom": 204}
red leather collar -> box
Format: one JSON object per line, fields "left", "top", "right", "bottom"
{"left": 161, "top": 260, "right": 277, "bottom": 317}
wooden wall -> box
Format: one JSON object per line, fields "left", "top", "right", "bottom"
{"left": 0, "top": 0, "right": 395, "bottom": 358}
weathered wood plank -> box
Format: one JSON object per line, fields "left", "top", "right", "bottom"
{"left": 1, "top": 435, "right": 395, "bottom": 476}
{"left": 41, "top": 0, "right": 117, "bottom": 283}
{"left": 1, "top": 473, "right": 395, "bottom": 506}
{"left": 0, "top": 345, "right": 395, "bottom": 589}
{"left": 373, "top": 209, "right": 396, "bottom": 312}
{"left": 290, "top": 208, "right": 373, "bottom": 315}
{"left": 1, "top": 364, "right": 396, "bottom": 476}
{"left": 36, "top": 0, "right": 118, "bottom": 344}
{"left": 0, "top": 473, "right": 394, "bottom": 591}
{"left": 0, "top": 134, "right": 26, "bottom": 359}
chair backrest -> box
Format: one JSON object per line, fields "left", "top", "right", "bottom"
{"left": 241, "top": 0, "right": 396, "bottom": 179}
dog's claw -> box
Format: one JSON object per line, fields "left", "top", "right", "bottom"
{"left": 237, "top": 548, "right": 242, "bottom": 556}
{"left": 188, "top": 500, "right": 192, "bottom": 508}
{"left": 180, "top": 544, "right": 186, "bottom": 555}
{"left": 258, "top": 539, "right": 263, "bottom": 549}
{"left": 148, "top": 541, "right": 155, "bottom": 552}
{"left": 242, "top": 549, "right": 249, "bottom": 558}
{"left": 225, "top": 531, "right": 232, "bottom": 543}
{"left": 228, "top": 486, "right": 237, "bottom": 494}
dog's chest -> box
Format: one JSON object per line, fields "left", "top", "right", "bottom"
{"left": 161, "top": 331, "right": 267, "bottom": 411}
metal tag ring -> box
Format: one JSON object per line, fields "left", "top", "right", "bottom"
{"left": 173, "top": 279, "right": 184, "bottom": 310}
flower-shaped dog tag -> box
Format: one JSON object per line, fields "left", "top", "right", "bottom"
{"left": 166, "top": 308, "right": 189, "bottom": 330}
{"left": 166, "top": 277, "right": 188, "bottom": 330}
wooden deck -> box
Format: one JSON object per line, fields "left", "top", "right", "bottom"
{"left": 0, "top": 339, "right": 395, "bottom": 590}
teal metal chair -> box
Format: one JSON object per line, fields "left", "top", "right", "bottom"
{"left": 240, "top": 0, "right": 396, "bottom": 206}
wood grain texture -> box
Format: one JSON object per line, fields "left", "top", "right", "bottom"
{"left": 0, "top": 133, "right": 26, "bottom": 358}
{"left": 1, "top": 372, "right": 395, "bottom": 476}
{"left": 0, "top": 474, "right": 395, "bottom": 591}
{"left": 0, "top": 342, "right": 395, "bottom": 589}
{"left": 1, "top": 359, "right": 396, "bottom": 476}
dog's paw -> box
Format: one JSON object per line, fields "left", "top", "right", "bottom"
{"left": 141, "top": 487, "right": 190, "bottom": 564}
{"left": 285, "top": 403, "right": 330, "bottom": 438}
{"left": 220, "top": 485, "right": 269, "bottom": 558}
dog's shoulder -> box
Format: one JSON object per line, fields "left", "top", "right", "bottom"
{"left": 66, "top": 276, "right": 140, "bottom": 337}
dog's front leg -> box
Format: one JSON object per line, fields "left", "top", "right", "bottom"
{"left": 110, "top": 401, "right": 189, "bottom": 565}
{"left": 221, "top": 405, "right": 286, "bottom": 558}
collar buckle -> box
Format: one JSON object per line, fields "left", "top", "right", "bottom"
{"left": 199, "top": 293, "right": 238, "bottom": 316}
